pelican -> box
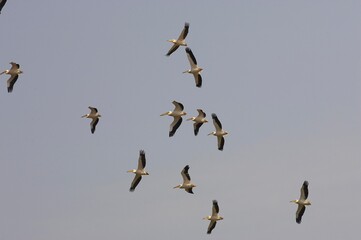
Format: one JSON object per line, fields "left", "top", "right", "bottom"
{"left": 173, "top": 165, "right": 196, "bottom": 194}
{"left": 166, "top": 22, "right": 189, "bottom": 56}
{"left": 203, "top": 200, "right": 223, "bottom": 234}
{"left": 187, "top": 109, "right": 208, "bottom": 136}
{"left": 290, "top": 181, "right": 311, "bottom": 224}
{"left": 81, "top": 106, "right": 101, "bottom": 134}
{"left": 0, "top": 62, "right": 23, "bottom": 92}
{"left": 160, "top": 101, "right": 186, "bottom": 137}
{"left": 208, "top": 113, "right": 228, "bottom": 151}
{"left": 183, "top": 47, "right": 203, "bottom": 87}
{"left": 0, "top": 0, "right": 7, "bottom": 14}
{"left": 127, "top": 150, "right": 149, "bottom": 192}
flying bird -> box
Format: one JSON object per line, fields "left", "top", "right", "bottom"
{"left": 0, "top": 0, "right": 7, "bottom": 14}
{"left": 160, "top": 101, "right": 187, "bottom": 137}
{"left": 208, "top": 113, "right": 228, "bottom": 151}
{"left": 127, "top": 150, "right": 149, "bottom": 192}
{"left": 0, "top": 62, "right": 23, "bottom": 92}
{"left": 183, "top": 47, "right": 203, "bottom": 87}
{"left": 173, "top": 165, "right": 196, "bottom": 194}
{"left": 81, "top": 106, "right": 101, "bottom": 134}
{"left": 187, "top": 109, "right": 208, "bottom": 136}
{"left": 203, "top": 200, "right": 223, "bottom": 234}
{"left": 166, "top": 22, "right": 189, "bottom": 56}
{"left": 290, "top": 181, "right": 311, "bottom": 224}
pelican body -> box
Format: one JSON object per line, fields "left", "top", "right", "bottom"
{"left": 160, "top": 100, "right": 187, "bottom": 137}
{"left": 173, "top": 165, "right": 196, "bottom": 194}
{"left": 82, "top": 106, "right": 101, "bottom": 134}
{"left": 127, "top": 150, "right": 149, "bottom": 192}
{"left": 187, "top": 109, "right": 208, "bottom": 136}
{"left": 0, "top": 62, "right": 23, "bottom": 92}
{"left": 183, "top": 47, "right": 203, "bottom": 87}
{"left": 290, "top": 180, "right": 311, "bottom": 224}
{"left": 208, "top": 113, "right": 228, "bottom": 151}
{"left": 166, "top": 22, "right": 189, "bottom": 56}
{"left": 203, "top": 200, "right": 223, "bottom": 234}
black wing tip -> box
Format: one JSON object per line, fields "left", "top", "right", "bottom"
{"left": 213, "top": 200, "right": 218, "bottom": 204}
{"left": 184, "top": 165, "right": 190, "bottom": 170}
{"left": 129, "top": 188, "right": 135, "bottom": 192}
{"left": 218, "top": 147, "right": 223, "bottom": 151}
{"left": 7, "top": 87, "right": 12, "bottom": 93}
{"left": 185, "top": 22, "right": 190, "bottom": 27}
{"left": 211, "top": 113, "right": 217, "bottom": 119}
{"left": 296, "top": 218, "right": 302, "bottom": 224}
{"left": 139, "top": 150, "right": 145, "bottom": 155}
{"left": 185, "top": 47, "right": 191, "bottom": 52}
{"left": 169, "top": 132, "right": 174, "bottom": 137}
{"left": 303, "top": 180, "right": 309, "bottom": 186}
{"left": 187, "top": 188, "right": 194, "bottom": 194}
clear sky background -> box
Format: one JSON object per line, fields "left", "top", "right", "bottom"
{"left": 0, "top": 1, "right": 361, "bottom": 239}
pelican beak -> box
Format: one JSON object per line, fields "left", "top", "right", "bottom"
{"left": 208, "top": 133, "right": 213, "bottom": 136}
{"left": 173, "top": 185, "right": 180, "bottom": 189}
{"left": 186, "top": 118, "right": 193, "bottom": 121}
{"left": 182, "top": 70, "right": 189, "bottom": 73}
{"left": 160, "top": 112, "right": 169, "bottom": 116}
{"left": 81, "top": 115, "right": 87, "bottom": 118}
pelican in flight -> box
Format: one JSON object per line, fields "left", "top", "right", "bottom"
{"left": 187, "top": 109, "right": 208, "bottom": 136}
{"left": 290, "top": 181, "right": 311, "bottom": 224}
{"left": 160, "top": 101, "right": 186, "bottom": 137}
{"left": 81, "top": 106, "right": 101, "bottom": 134}
{"left": 0, "top": 62, "right": 23, "bottom": 92}
{"left": 183, "top": 47, "right": 203, "bottom": 87}
{"left": 166, "top": 22, "right": 189, "bottom": 56}
{"left": 0, "top": 0, "right": 7, "bottom": 14}
{"left": 173, "top": 165, "right": 196, "bottom": 194}
{"left": 203, "top": 200, "right": 223, "bottom": 234}
{"left": 127, "top": 150, "right": 149, "bottom": 192}
{"left": 208, "top": 113, "right": 228, "bottom": 151}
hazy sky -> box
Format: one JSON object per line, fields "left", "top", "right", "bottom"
{"left": 1, "top": 1, "right": 361, "bottom": 239}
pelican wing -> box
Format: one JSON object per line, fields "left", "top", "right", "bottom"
{"left": 185, "top": 188, "right": 194, "bottom": 194}
{"left": 193, "top": 122, "right": 204, "bottom": 136}
{"left": 7, "top": 74, "right": 18, "bottom": 93}
{"left": 172, "top": 100, "right": 184, "bottom": 111}
{"left": 9, "top": 62, "right": 19, "bottom": 71}
{"left": 177, "top": 22, "right": 189, "bottom": 40}
{"left": 300, "top": 181, "right": 309, "bottom": 200}
{"left": 137, "top": 150, "right": 146, "bottom": 170}
{"left": 194, "top": 73, "right": 202, "bottom": 88}
{"left": 185, "top": 47, "right": 197, "bottom": 66}
{"left": 166, "top": 44, "right": 180, "bottom": 57}
{"left": 129, "top": 175, "right": 142, "bottom": 192}
{"left": 296, "top": 205, "right": 306, "bottom": 224}
{"left": 169, "top": 117, "right": 182, "bottom": 137}
{"left": 212, "top": 113, "right": 223, "bottom": 131}
{"left": 197, "top": 109, "right": 206, "bottom": 118}
{"left": 90, "top": 118, "right": 99, "bottom": 134}
{"left": 181, "top": 165, "right": 191, "bottom": 183}
{"left": 212, "top": 200, "right": 219, "bottom": 215}
{"left": 207, "top": 221, "right": 217, "bottom": 234}
{"left": 0, "top": 0, "right": 7, "bottom": 13}
{"left": 88, "top": 106, "right": 98, "bottom": 114}
{"left": 217, "top": 136, "right": 225, "bottom": 151}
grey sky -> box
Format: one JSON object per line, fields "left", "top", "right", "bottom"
{"left": 0, "top": 1, "right": 361, "bottom": 239}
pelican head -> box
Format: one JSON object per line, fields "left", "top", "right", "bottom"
{"left": 182, "top": 70, "right": 191, "bottom": 74}
{"left": 224, "top": 131, "right": 229, "bottom": 135}
{"left": 81, "top": 114, "right": 89, "bottom": 118}
{"left": 167, "top": 39, "right": 176, "bottom": 43}
{"left": 127, "top": 169, "right": 136, "bottom": 173}
{"left": 290, "top": 200, "right": 298, "bottom": 204}
{"left": 203, "top": 216, "right": 211, "bottom": 220}
{"left": 208, "top": 131, "right": 216, "bottom": 136}
{"left": 186, "top": 117, "right": 195, "bottom": 121}
{"left": 173, "top": 185, "right": 181, "bottom": 189}
{"left": 160, "top": 111, "right": 171, "bottom": 116}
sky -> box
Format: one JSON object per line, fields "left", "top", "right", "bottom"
{"left": 0, "top": 0, "right": 361, "bottom": 239}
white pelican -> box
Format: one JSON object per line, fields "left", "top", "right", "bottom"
{"left": 187, "top": 109, "right": 208, "bottom": 136}
{"left": 173, "top": 165, "right": 196, "bottom": 194}
{"left": 208, "top": 113, "right": 228, "bottom": 151}
{"left": 290, "top": 181, "right": 311, "bottom": 224}
{"left": 0, "top": 0, "right": 7, "bottom": 14}
{"left": 183, "top": 47, "right": 203, "bottom": 88}
{"left": 0, "top": 62, "right": 23, "bottom": 92}
{"left": 160, "top": 101, "right": 186, "bottom": 137}
{"left": 166, "top": 22, "right": 189, "bottom": 56}
{"left": 81, "top": 106, "right": 101, "bottom": 134}
{"left": 203, "top": 200, "right": 223, "bottom": 234}
{"left": 127, "top": 150, "right": 149, "bottom": 192}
